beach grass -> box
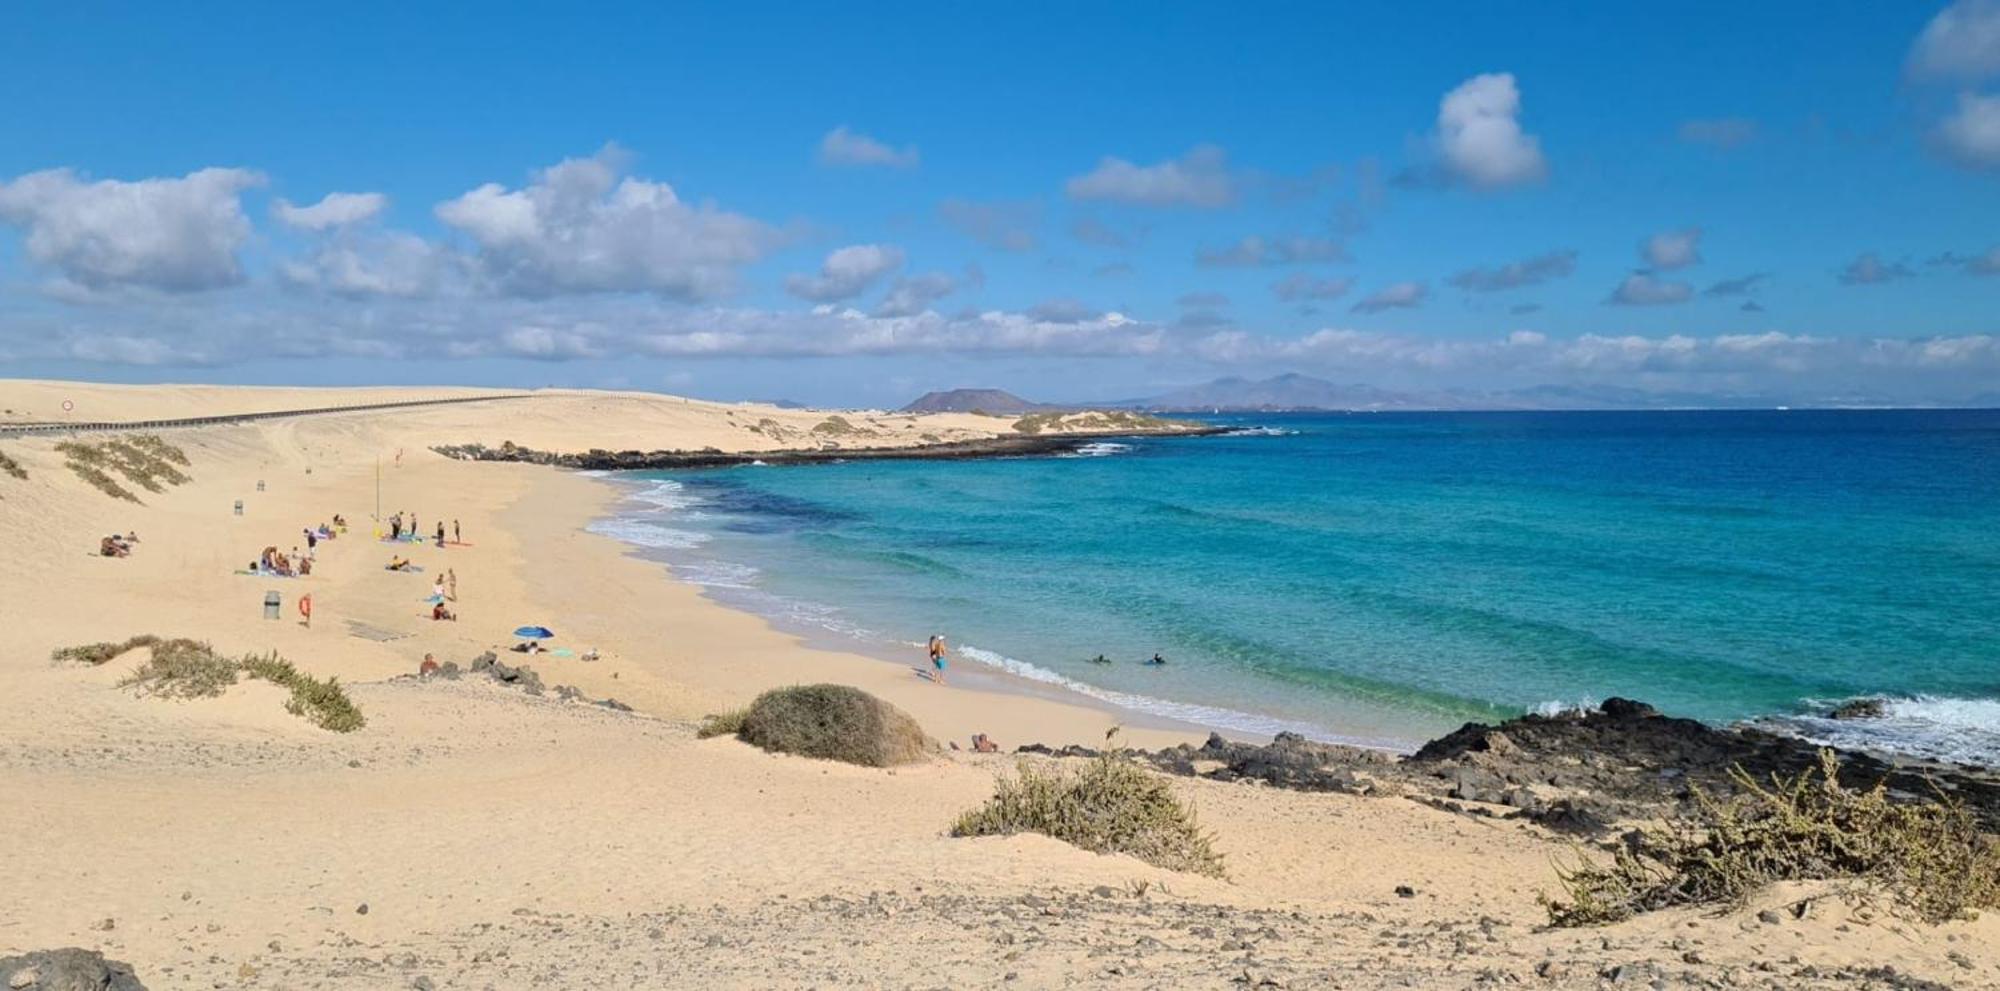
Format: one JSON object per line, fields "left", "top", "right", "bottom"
{"left": 73, "top": 636, "right": 365, "bottom": 732}
{"left": 0, "top": 447, "right": 25, "bottom": 480}
{"left": 953, "top": 741, "right": 1227, "bottom": 878}
{"left": 1544, "top": 749, "right": 2000, "bottom": 926}
{"left": 696, "top": 707, "right": 750, "bottom": 738}
{"left": 57, "top": 434, "right": 192, "bottom": 502}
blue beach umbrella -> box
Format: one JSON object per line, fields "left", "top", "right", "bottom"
{"left": 512, "top": 625, "right": 555, "bottom": 640}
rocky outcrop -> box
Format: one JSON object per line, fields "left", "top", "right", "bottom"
{"left": 0, "top": 949, "right": 147, "bottom": 991}
{"left": 430, "top": 429, "right": 1222, "bottom": 471}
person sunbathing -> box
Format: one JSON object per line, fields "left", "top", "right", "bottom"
{"left": 100, "top": 536, "right": 128, "bottom": 558}
{"left": 431, "top": 602, "right": 456, "bottom": 622}
{"left": 386, "top": 556, "right": 411, "bottom": 571}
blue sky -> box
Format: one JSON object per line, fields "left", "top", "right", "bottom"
{"left": 1, "top": 1, "right": 1997, "bottom": 406}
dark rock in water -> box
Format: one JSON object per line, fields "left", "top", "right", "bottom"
{"left": 1598, "top": 698, "right": 1658, "bottom": 719}
{"left": 1829, "top": 698, "right": 1888, "bottom": 720}
{"left": 0, "top": 948, "right": 148, "bottom": 990}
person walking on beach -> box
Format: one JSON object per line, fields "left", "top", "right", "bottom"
{"left": 445, "top": 568, "right": 457, "bottom": 601}
{"left": 928, "top": 634, "right": 949, "bottom": 685}
{"left": 453, "top": 519, "right": 461, "bottom": 544}
{"left": 436, "top": 520, "right": 446, "bottom": 548}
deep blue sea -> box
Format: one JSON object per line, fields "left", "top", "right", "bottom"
{"left": 589, "top": 410, "right": 2000, "bottom": 764}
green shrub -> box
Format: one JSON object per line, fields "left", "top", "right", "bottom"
{"left": 735, "top": 683, "right": 934, "bottom": 767}
{"left": 810, "top": 415, "right": 865, "bottom": 437}
{"left": 57, "top": 435, "right": 192, "bottom": 502}
{"left": 1544, "top": 749, "right": 2000, "bottom": 926}
{"left": 697, "top": 707, "right": 749, "bottom": 738}
{"left": 84, "top": 637, "right": 363, "bottom": 732}
{"left": 51, "top": 634, "right": 164, "bottom": 666}
{"left": 953, "top": 742, "right": 1227, "bottom": 878}
{"left": 119, "top": 639, "right": 241, "bottom": 698}
{"left": 0, "top": 447, "right": 25, "bottom": 480}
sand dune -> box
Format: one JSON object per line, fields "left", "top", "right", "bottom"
{"left": 0, "top": 381, "right": 1991, "bottom": 989}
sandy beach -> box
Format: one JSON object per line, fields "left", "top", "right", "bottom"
{"left": 1, "top": 381, "right": 1994, "bottom": 990}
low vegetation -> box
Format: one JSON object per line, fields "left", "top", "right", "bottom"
{"left": 60, "top": 636, "right": 364, "bottom": 733}
{"left": 731, "top": 683, "right": 934, "bottom": 767}
{"left": 696, "top": 707, "right": 749, "bottom": 739}
{"left": 1012, "top": 410, "right": 1180, "bottom": 435}
{"left": 56, "top": 433, "right": 192, "bottom": 502}
{"left": 810, "top": 415, "right": 868, "bottom": 437}
{"left": 0, "top": 446, "right": 26, "bottom": 480}
{"left": 953, "top": 733, "right": 1227, "bottom": 878}
{"left": 1544, "top": 750, "right": 2000, "bottom": 926}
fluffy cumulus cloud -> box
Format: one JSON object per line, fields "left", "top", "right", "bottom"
{"left": 1064, "top": 144, "right": 1237, "bottom": 208}
{"left": 1433, "top": 73, "right": 1548, "bottom": 188}
{"left": 783, "top": 243, "right": 905, "bottom": 302}
{"left": 1936, "top": 90, "right": 2000, "bottom": 168}
{"left": 1704, "top": 272, "right": 1769, "bottom": 296}
{"left": 1677, "top": 117, "right": 1759, "bottom": 149}
{"left": 1195, "top": 234, "right": 1347, "bottom": 267}
{"left": 817, "top": 126, "right": 919, "bottom": 168}
{"left": 434, "top": 147, "right": 777, "bottom": 299}
{"left": 874, "top": 272, "right": 958, "bottom": 317}
{"left": 1607, "top": 273, "right": 1694, "bottom": 306}
{"left": 937, "top": 198, "right": 1037, "bottom": 251}
{"left": 1838, "top": 252, "right": 1915, "bottom": 285}
{"left": 1447, "top": 249, "right": 1577, "bottom": 291}
{"left": 1908, "top": 0, "right": 2000, "bottom": 80}
{"left": 1271, "top": 273, "right": 1353, "bottom": 301}
{"left": 0, "top": 166, "right": 263, "bottom": 292}
{"left": 273, "top": 191, "right": 387, "bottom": 230}
{"left": 280, "top": 230, "right": 458, "bottom": 299}
{"left": 1642, "top": 228, "right": 1703, "bottom": 270}
{"left": 1351, "top": 281, "right": 1426, "bottom": 313}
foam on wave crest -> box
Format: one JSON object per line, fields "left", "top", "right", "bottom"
{"left": 954, "top": 644, "right": 1404, "bottom": 751}
{"left": 586, "top": 517, "right": 711, "bottom": 550}
{"left": 1760, "top": 695, "right": 2000, "bottom": 767}
{"left": 1223, "top": 426, "right": 1300, "bottom": 437}
{"left": 1058, "top": 442, "right": 1133, "bottom": 459}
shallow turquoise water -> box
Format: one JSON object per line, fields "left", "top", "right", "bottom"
{"left": 590, "top": 410, "right": 2000, "bottom": 761}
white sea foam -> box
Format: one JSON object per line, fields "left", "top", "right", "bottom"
{"left": 954, "top": 644, "right": 1405, "bottom": 751}
{"left": 1528, "top": 698, "right": 1599, "bottom": 718}
{"left": 670, "top": 559, "right": 762, "bottom": 589}
{"left": 585, "top": 517, "right": 711, "bottom": 549}
{"left": 1223, "top": 426, "right": 1299, "bottom": 437}
{"left": 1759, "top": 695, "right": 2000, "bottom": 767}
{"left": 1058, "top": 441, "right": 1132, "bottom": 458}
{"left": 628, "top": 479, "right": 700, "bottom": 511}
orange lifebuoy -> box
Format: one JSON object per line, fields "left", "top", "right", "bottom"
{"left": 299, "top": 595, "right": 313, "bottom": 619}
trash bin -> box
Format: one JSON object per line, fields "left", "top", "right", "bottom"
{"left": 234, "top": 500, "right": 243, "bottom": 516}
{"left": 256, "top": 480, "right": 265, "bottom": 492}
{"left": 263, "top": 591, "right": 281, "bottom": 620}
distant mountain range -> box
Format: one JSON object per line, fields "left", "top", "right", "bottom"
{"left": 899, "top": 374, "right": 1993, "bottom": 415}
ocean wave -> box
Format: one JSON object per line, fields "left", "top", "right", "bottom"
{"left": 954, "top": 644, "right": 1406, "bottom": 751}
{"left": 1757, "top": 695, "right": 2000, "bottom": 767}
{"left": 1222, "top": 426, "right": 1299, "bottom": 437}
{"left": 628, "top": 479, "right": 701, "bottom": 512}
{"left": 585, "top": 517, "right": 711, "bottom": 550}
{"left": 1058, "top": 441, "right": 1133, "bottom": 458}
{"left": 670, "top": 559, "right": 762, "bottom": 589}
{"left": 1528, "top": 698, "right": 1599, "bottom": 718}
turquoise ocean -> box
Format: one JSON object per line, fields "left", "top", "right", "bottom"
{"left": 588, "top": 409, "right": 2000, "bottom": 765}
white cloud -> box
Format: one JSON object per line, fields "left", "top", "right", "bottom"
{"left": 1642, "top": 228, "right": 1703, "bottom": 270}
{"left": 1270, "top": 273, "right": 1353, "bottom": 301}
{"left": 1064, "top": 144, "right": 1237, "bottom": 208}
{"left": 1607, "top": 273, "right": 1694, "bottom": 305}
{"left": 280, "top": 230, "right": 459, "bottom": 299}
{"left": 1837, "top": 252, "right": 1915, "bottom": 285}
{"left": 273, "top": 191, "right": 387, "bottom": 231}
{"left": 1433, "top": 73, "right": 1548, "bottom": 188}
{"left": 1351, "top": 281, "right": 1426, "bottom": 313}
{"left": 783, "top": 243, "right": 905, "bottom": 302}
{"left": 874, "top": 273, "right": 958, "bottom": 317}
{"left": 0, "top": 166, "right": 263, "bottom": 292}
{"left": 1909, "top": 0, "right": 2000, "bottom": 81}
{"left": 1447, "top": 249, "right": 1577, "bottom": 291}
{"left": 434, "top": 146, "right": 777, "bottom": 299}
{"left": 1196, "top": 234, "right": 1347, "bottom": 267}
{"left": 817, "top": 126, "right": 919, "bottom": 168}
{"left": 1937, "top": 90, "right": 2000, "bottom": 168}
{"left": 937, "top": 198, "right": 1037, "bottom": 251}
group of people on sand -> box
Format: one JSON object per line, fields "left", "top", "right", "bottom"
{"left": 98, "top": 531, "right": 139, "bottom": 558}
{"left": 429, "top": 569, "right": 459, "bottom": 622}
{"left": 258, "top": 545, "right": 309, "bottom": 577}
{"left": 386, "top": 511, "right": 462, "bottom": 548}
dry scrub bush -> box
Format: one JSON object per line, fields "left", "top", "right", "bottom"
{"left": 696, "top": 707, "right": 749, "bottom": 738}
{"left": 953, "top": 738, "right": 1227, "bottom": 878}
{"left": 1544, "top": 749, "right": 2000, "bottom": 926}
{"left": 734, "top": 683, "right": 934, "bottom": 767}
{"left": 57, "top": 435, "right": 191, "bottom": 502}
{"left": 51, "top": 634, "right": 166, "bottom": 666}
{"left": 0, "top": 447, "right": 26, "bottom": 480}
